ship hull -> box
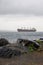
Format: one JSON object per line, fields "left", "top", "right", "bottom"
{"left": 17, "top": 29, "right": 36, "bottom": 32}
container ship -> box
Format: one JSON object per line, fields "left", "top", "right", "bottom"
{"left": 17, "top": 28, "right": 36, "bottom": 32}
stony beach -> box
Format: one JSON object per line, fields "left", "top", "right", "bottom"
{"left": 0, "top": 51, "right": 43, "bottom": 65}
{"left": 0, "top": 38, "right": 43, "bottom": 65}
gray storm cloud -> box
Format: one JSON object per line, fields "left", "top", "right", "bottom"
{"left": 0, "top": 0, "right": 43, "bottom": 15}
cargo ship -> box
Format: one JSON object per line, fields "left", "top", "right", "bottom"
{"left": 17, "top": 28, "right": 36, "bottom": 32}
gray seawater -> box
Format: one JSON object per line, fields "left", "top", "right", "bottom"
{"left": 0, "top": 31, "right": 43, "bottom": 43}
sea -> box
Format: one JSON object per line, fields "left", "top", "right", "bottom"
{"left": 0, "top": 31, "right": 43, "bottom": 43}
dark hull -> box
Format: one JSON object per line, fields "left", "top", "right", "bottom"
{"left": 17, "top": 29, "right": 36, "bottom": 32}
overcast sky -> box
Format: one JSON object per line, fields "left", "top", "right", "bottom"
{"left": 0, "top": 0, "right": 43, "bottom": 31}
{"left": 0, "top": 0, "right": 43, "bottom": 15}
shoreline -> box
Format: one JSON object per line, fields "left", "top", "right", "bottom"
{"left": 0, "top": 38, "right": 43, "bottom": 65}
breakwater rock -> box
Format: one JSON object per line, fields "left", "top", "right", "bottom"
{"left": 0, "top": 38, "right": 40, "bottom": 58}
{"left": 17, "top": 39, "right": 40, "bottom": 50}
{"left": 0, "top": 47, "right": 21, "bottom": 58}
{"left": 0, "top": 38, "right": 9, "bottom": 46}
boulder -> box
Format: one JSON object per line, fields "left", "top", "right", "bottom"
{"left": 0, "top": 38, "right": 9, "bottom": 46}
{"left": 39, "top": 38, "right": 43, "bottom": 42}
{"left": 25, "top": 40, "right": 40, "bottom": 48}
{"left": 40, "top": 38, "right": 43, "bottom": 40}
{"left": 17, "top": 39, "right": 40, "bottom": 50}
{"left": 0, "top": 47, "right": 21, "bottom": 58}
{"left": 17, "top": 39, "right": 29, "bottom": 44}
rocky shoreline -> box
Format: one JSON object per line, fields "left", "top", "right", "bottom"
{"left": 0, "top": 38, "right": 42, "bottom": 58}
{"left": 0, "top": 38, "right": 43, "bottom": 65}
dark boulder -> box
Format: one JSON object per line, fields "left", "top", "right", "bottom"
{"left": 17, "top": 39, "right": 29, "bottom": 44}
{"left": 25, "top": 40, "right": 40, "bottom": 50}
{"left": 17, "top": 39, "right": 40, "bottom": 50}
{"left": 40, "top": 38, "right": 43, "bottom": 40}
{"left": 0, "top": 47, "right": 21, "bottom": 58}
{"left": 17, "top": 39, "right": 23, "bottom": 43}
{"left": 0, "top": 38, "right": 9, "bottom": 46}
{"left": 39, "top": 38, "right": 43, "bottom": 42}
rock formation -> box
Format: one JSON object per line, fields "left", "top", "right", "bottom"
{"left": 0, "top": 38, "right": 9, "bottom": 46}
{"left": 0, "top": 47, "right": 21, "bottom": 58}
{"left": 17, "top": 39, "right": 40, "bottom": 50}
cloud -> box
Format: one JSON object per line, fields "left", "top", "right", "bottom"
{"left": 0, "top": 0, "right": 43, "bottom": 16}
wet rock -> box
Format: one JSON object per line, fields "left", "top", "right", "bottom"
{"left": 39, "top": 38, "right": 43, "bottom": 42}
{"left": 25, "top": 40, "right": 40, "bottom": 49}
{"left": 0, "top": 38, "right": 9, "bottom": 46}
{"left": 17, "top": 39, "right": 29, "bottom": 44}
{"left": 0, "top": 47, "right": 21, "bottom": 58}
{"left": 17, "top": 39, "right": 40, "bottom": 50}
{"left": 40, "top": 38, "right": 43, "bottom": 40}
